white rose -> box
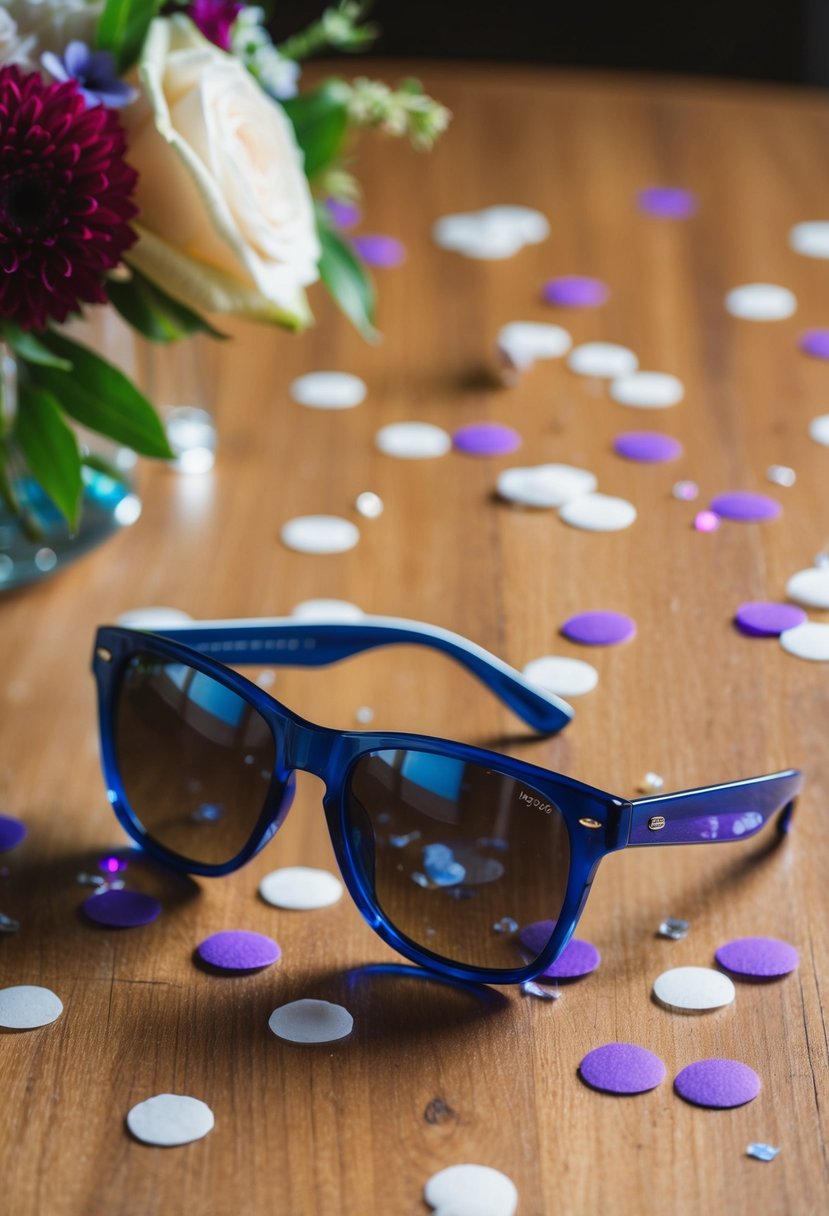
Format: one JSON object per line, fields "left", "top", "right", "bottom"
{"left": 0, "top": 0, "right": 103, "bottom": 67}
{"left": 124, "top": 16, "right": 321, "bottom": 329}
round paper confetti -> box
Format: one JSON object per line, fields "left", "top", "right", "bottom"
{"left": 325, "top": 198, "right": 360, "bottom": 229}
{"left": 652, "top": 966, "right": 735, "bottom": 1013}
{"left": 82, "top": 889, "right": 161, "bottom": 928}
{"left": 518, "top": 920, "right": 556, "bottom": 954}
{"left": 610, "top": 372, "right": 684, "bottom": 409}
{"left": 767, "top": 464, "right": 796, "bottom": 487}
{"left": 452, "top": 422, "right": 522, "bottom": 457}
{"left": 613, "top": 432, "right": 683, "bottom": 463}
{"left": 568, "top": 342, "right": 638, "bottom": 378}
{"left": 0, "top": 984, "right": 63, "bottom": 1029}
{"left": 375, "top": 422, "right": 451, "bottom": 459}
{"left": 0, "top": 814, "right": 27, "bottom": 852}
{"left": 715, "top": 936, "right": 799, "bottom": 979}
{"left": 637, "top": 186, "right": 697, "bottom": 218}
{"left": 116, "top": 606, "right": 192, "bottom": 629}
{"left": 268, "top": 998, "right": 353, "bottom": 1044}
{"left": 734, "top": 602, "right": 807, "bottom": 637}
{"left": 780, "top": 622, "right": 829, "bottom": 661}
{"left": 355, "top": 491, "right": 383, "bottom": 518}
{"left": 496, "top": 321, "right": 572, "bottom": 368}
{"left": 433, "top": 207, "right": 548, "bottom": 260}
{"left": 291, "top": 598, "right": 364, "bottom": 622}
{"left": 809, "top": 414, "right": 829, "bottom": 446}
{"left": 786, "top": 566, "right": 829, "bottom": 608}
{"left": 674, "top": 1059, "right": 760, "bottom": 1109}
{"left": 127, "top": 1094, "right": 215, "bottom": 1147}
{"left": 542, "top": 276, "right": 609, "bottom": 308}
{"left": 424, "top": 1164, "right": 518, "bottom": 1216}
{"left": 197, "top": 930, "right": 281, "bottom": 972}
{"left": 561, "top": 611, "right": 636, "bottom": 646}
{"left": 259, "top": 866, "right": 343, "bottom": 910}
{"left": 289, "top": 372, "right": 366, "bottom": 410}
{"left": 541, "top": 938, "right": 601, "bottom": 979}
{"left": 709, "top": 492, "right": 781, "bottom": 522}
{"left": 351, "top": 234, "right": 406, "bottom": 267}
{"left": 799, "top": 329, "right": 829, "bottom": 359}
{"left": 559, "top": 493, "right": 637, "bottom": 532}
{"left": 497, "top": 463, "right": 597, "bottom": 508}
{"left": 523, "top": 655, "right": 598, "bottom": 697}
{"left": 790, "top": 220, "right": 829, "bottom": 258}
{"left": 725, "top": 284, "right": 797, "bottom": 321}
{"left": 579, "top": 1043, "right": 666, "bottom": 1095}
{"left": 280, "top": 516, "right": 360, "bottom": 555}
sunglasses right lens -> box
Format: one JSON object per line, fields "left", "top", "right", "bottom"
{"left": 115, "top": 653, "right": 281, "bottom": 866}
{"left": 345, "top": 748, "right": 571, "bottom": 972}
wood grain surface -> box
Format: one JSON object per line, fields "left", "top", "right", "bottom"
{"left": 1, "top": 63, "right": 829, "bottom": 1216}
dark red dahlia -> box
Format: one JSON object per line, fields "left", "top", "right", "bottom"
{"left": 0, "top": 66, "right": 138, "bottom": 332}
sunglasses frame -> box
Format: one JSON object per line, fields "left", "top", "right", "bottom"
{"left": 92, "top": 619, "right": 803, "bottom": 986}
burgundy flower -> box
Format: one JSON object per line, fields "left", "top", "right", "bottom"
{"left": 186, "top": 1, "right": 245, "bottom": 51}
{"left": 0, "top": 66, "right": 138, "bottom": 332}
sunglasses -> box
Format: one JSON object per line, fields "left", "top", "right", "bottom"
{"left": 92, "top": 616, "right": 803, "bottom": 985}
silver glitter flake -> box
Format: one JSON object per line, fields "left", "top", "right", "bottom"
{"left": 492, "top": 917, "right": 519, "bottom": 934}
{"left": 637, "top": 771, "right": 665, "bottom": 793}
{"left": 355, "top": 491, "right": 384, "bottom": 519}
{"left": 746, "top": 1143, "right": 780, "bottom": 1162}
{"left": 0, "top": 912, "right": 20, "bottom": 934}
{"left": 355, "top": 706, "right": 374, "bottom": 724}
{"left": 766, "top": 465, "right": 796, "bottom": 488}
{"left": 658, "top": 917, "right": 690, "bottom": 941}
{"left": 520, "top": 980, "right": 561, "bottom": 1000}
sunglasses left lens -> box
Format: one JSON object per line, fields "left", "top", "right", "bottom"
{"left": 115, "top": 653, "right": 280, "bottom": 866}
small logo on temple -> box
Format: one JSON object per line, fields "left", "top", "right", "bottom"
{"left": 648, "top": 815, "right": 666, "bottom": 831}
{"left": 519, "top": 790, "right": 554, "bottom": 814}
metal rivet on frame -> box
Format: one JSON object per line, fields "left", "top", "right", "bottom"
{"left": 648, "top": 815, "right": 666, "bottom": 831}
{"left": 579, "top": 817, "right": 602, "bottom": 829}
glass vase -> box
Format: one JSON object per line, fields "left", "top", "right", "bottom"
{"left": 141, "top": 334, "right": 217, "bottom": 475}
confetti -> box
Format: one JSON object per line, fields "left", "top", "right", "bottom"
{"left": 492, "top": 917, "right": 519, "bottom": 934}
{"left": 355, "top": 491, "right": 384, "bottom": 518}
{"left": 291, "top": 598, "right": 364, "bottom": 621}
{"left": 424, "top": 1164, "right": 518, "bottom": 1216}
{"left": 579, "top": 1043, "right": 666, "bottom": 1095}
{"left": 452, "top": 422, "right": 522, "bottom": 457}
{"left": 747, "top": 1143, "right": 781, "bottom": 1162}
{"left": 355, "top": 706, "right": 374, "bottom": 724}
{"left": 709, "top": 491, "right": 781, "bottom": 522}
{"left": 767, "top": 465, "right": 796, "bottom": 487}
{"left": 433, "top": 205, "right": 548, "bottom": 259}
{"left": 725, "top": 284, "right": 797, "bottom": 321}
{"left": 610, "top": 372, "right": 684, "bottom": 409}
{"left": 559, "top": 493, "right": 637, "bottom": 532}
{"left": 638, "top": 772, "right": 665, "bottom": 793}
{"left": 0, "top": 984, "right": 63, "bottom": 1028}
{"left": 652, "top": 965, "right": 735, "bottom": 1013}
{"left": 798, "top": 329, "right": 829, "bottom": 359}
{"left": 325, "top": 198, "right": 360, "bottom": 229}
{"left": 351, "top": 234, "right": 406, "bottom": 267}
{"left": 520, "top": 980, "right": 561, "bottom": 1000}
{"left": 542, "top": 276, "right": 609, "bottom": 307}
{"left": 375, "top": 421, "right": 451, "bottom": 459}
{"left": 0, "top": 912, "right": 20, "bottom": 934}
{"left": 734, "top": 602, "right": 807, "bottom": 637}
{"left": 496, "top": 321, "right": 572, "bottom": 371}
{"left": 809, "top": 414, "right": 829, "bottom": 447}
{"left": 519, "top": 921, "right": 601, "bottom": 978}
{"left": 0, "top": 815, "right": 26, "bottom": 852}
{"left": 268, "top": 998, "right": 353, "bottom": 1044}
{"left": 522, "top": 655, "right": 599, "bottom": 697}
{"left": 289, "top": 372, "right": 366, "bottom": 410}
{"left": 715, "top": 936, "right": 799, "bottom": 979}
{"left": 126, "top": 1094, "right": 215, "bottom": 1147}
{"left": 496, "top": 463, "right": 597, "bottom": 508}
{"left": 259, "top": 866, "right": 343, "bottom": 910}
{"left": 674, "top": 1059, "right": 760, "bottom": 1109}
{"left": 694, "top": 510, "right": 720, "bottom": 532}
{"left": 789, "top": 220, "right": 829, "bottom": 258}
{"left": 637, "top": 186, "right": 697, "bottom": 218}
{"left": 779, "top": 622, "right": 829, "bottom": 662}
{"left": 280, "top": 515, "right": 360, "bottom": 555}
{"left": 658, "top": 918, "right": 689, "bottom": 940}
{"left": 568, "top": 342, "right": 638, "bottom": 378}
{"left": 82, "top": 889, "right": 161, "bottom": 928}
{"left": 672, "top": 480, "right": 699, "bottom": 501}
{"left": 196, "top": 930, "right": 281, "bottom": 972}
{"left": 116, "top": 606, "right": 192, "bottom": 629}
{"left": 785, "top": 566, "right": 829, "bottom": 609}
{"left": 613, "top": 432, "right": 683, "bottom": 462}
{"left": 561, "top": 610, "right": 636, "bottom": 646}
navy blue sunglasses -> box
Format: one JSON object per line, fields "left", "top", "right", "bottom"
{"left": 92, "top": 616, "right": 803, "bottom": 986}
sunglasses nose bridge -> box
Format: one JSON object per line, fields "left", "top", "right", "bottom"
{"left": 283, "top": 717, "right": 339, "bottom": 783}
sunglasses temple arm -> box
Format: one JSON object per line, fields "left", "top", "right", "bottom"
{"left": 627, "top": 768, "right": 803, "bottom": 847}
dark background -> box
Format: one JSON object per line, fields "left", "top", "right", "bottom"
{"left": 271, "top": 1, "right": 829, "bottom": 86}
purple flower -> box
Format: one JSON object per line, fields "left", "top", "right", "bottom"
{"left": 186, "top": 1, "right": 245, "bottom": 51}
{"left": 41, "top": 41, "right": 138, "bottom": 109}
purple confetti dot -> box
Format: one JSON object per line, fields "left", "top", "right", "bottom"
{"left": 82, "top": 889, "right": 161, "bottom": 928}
{"left": 351, "top": 234, "right": 406, "bottom": 268}
{"left": 735, "top": 602, "right": 808, "bottom": 638}
{"left": 613, "top": 431, "right": 684, "bottom": 463}
{"left": 715, "top": 936, "right": 799, "bottom": 979}
{"left": 674, "top": 1059, "right": 761, "bottom": 1109}
{"left": 519, "top": 919, "right": 556, "bottom": 955}
{"left": 0, "top": 815, "right": 27, "bottom": 853}
{"left": 579, "top": 1043, "right": 666, "bottom": 1095}
{"left": 561, "top": 610, "right": 637, "bottom": 646}
{"left": 709, "top": 491, "right": 781, "bottom": 522}
{"left": 798, "top": 328, "right": 829, "bottom": 360}
{"left": 197, "top": 930, "right": 281, "bottom": 972}
{"left": 539, "top": 937, "right": 601, "bottom": 980}
{"left": 542, "top": 276, "right": 609, "bottom": 308}
{"left": 324, "top": 198, "right": 361, "bottom": 230}
{"left": 452, "top": 422, "right": 522, "bottom": 457}
{"left": 637, "top": 186, "right": 698, "bottom": 219}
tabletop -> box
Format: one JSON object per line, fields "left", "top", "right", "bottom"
{"left": 1, "top": 61, "right": 828, "bottom": 1216}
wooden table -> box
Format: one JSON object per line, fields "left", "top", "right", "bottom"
{"left": 1, "top": 63, "right": 828, "bottom": 1216}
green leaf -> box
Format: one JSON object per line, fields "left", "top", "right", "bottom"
{"left": 107, "top": 271, "right": 227, "bottom": 343}
{"left": 15, "top": 384, "right": 83, "bottom": 528}
{"left": 1, "top": 323, "right": 72, "bottom": 370}
{"left": 317, "top": 219, "right": 378, "bottom": 342}
{"left": 282, "top": 84, "right": 349, "bottom": 178}
{"left": 0, "top": 442, "right": 21, "bottom": 518}
{"left": 31, "top": 332, "right": 174, "bottom": 460}
{"left": 96, "top": 0, "right": 162, "bottom": 72}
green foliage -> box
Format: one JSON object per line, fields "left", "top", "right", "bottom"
{"left": 316, "top": 211, "right": 378, "bottom": 342}
{"left": 15, "top": 384, "right": 83, "bottom": 528}
{"left": 1, "top": 324, "right": 71, "bottom": 370}
{"left": 282, "top": 84, "right": 349, "bottom": 179}
{"left": 96, "top": 0, "right": 162, "bottom": 72}
{"left": 107, "top": 271, "right": 227, "bottom": 343}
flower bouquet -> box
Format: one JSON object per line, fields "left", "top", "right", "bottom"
{"left": 0, "top": 0, "right": 448, "bottom": 538}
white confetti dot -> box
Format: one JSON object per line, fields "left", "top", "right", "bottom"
{"left": 496, "top": 322, "right": 572, "bottom": 369}
{"left": 291, "top": 598, "right": 365, "bottom": 622}
{"left": 289, "top": 372, "right": 367, "bottom": 410}
{"left": 809, "top": 414, "right": 829, "bottom": 447}
{"left": 424, "top": 1164, "right": 518, "bottom": 1216}
{"left": 567, "top": 342, "right": 638, "bottom": 378}
{"left": 280, "top": 516, "right": 359, "bottom": 555}
{"left": 116, "top": 606, "right": 192, "bottom": 629}
{"left": 724, "top": 283, "right": 797, "bottom": 321}
{"left": 522, "top": 655, "right": 599, "bottom": 697}
{"left": 559, "top": 493, "right": 637, "bottom": 532}
{"left": 497, "top": 463, "right": 597, "bottom": 508}
{"left": 789, "top": 221, "right": 829, "bottom": 259}
{"left": 780, "top": 622, "right": 829, "bottom": 661}
{"left": 355, "top": 491, "right": 384, "bottom": 518}
{"left": 0, "top": 984, "right": 63, "bottom": 1029}
{"left": 259, "top": 866, "right": 343, "bottom": 910}
{"left": 652, "top": 966, "right": 735, "bottom": 1013}
{"left": 785, "top": 567, "right": 829, "bottom": 609}
{"left": 126, "top": 1094, "right": 214, "bottom": 1147}
{"left": 268, "top": 998, "right": 353, "bottom": 1044}
{"left": 375, "top": 422, "right": 452, "bottom": 459}
{"left": 484, "top": 205, "right": 549, "bottom": 244}
{"left": 610, "top": 371, "right": 684, "bottom": 408}
{"left": 433, "top": 206, "right": 548, "bottom": 261}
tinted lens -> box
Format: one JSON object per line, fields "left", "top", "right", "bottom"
{"left": 345, "top": 749, "right": 571, "bottom": 971}
{"left": 115, "top": 653, "right": 281, "bottom": 866}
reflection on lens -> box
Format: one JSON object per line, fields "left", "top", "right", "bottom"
{"left": 115, "top": 653, "right": 283, "bottom": 866}
{"left": 346, "top": 748, "right": 571, "bottom": 971}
